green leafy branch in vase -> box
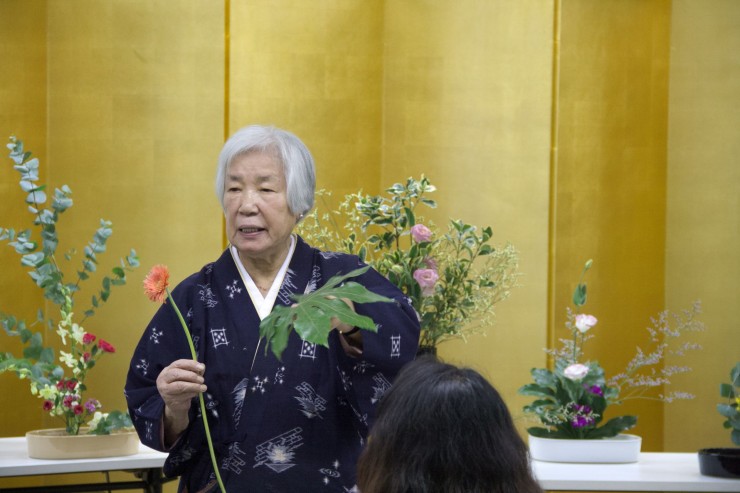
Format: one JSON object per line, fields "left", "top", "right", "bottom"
{"left": 296, "top": 176, "right": 519, "bottom": 350}
{"left": 1, "top": 136, "right": 138, "bottom": 435}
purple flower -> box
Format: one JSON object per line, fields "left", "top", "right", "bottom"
{"left": 84, "top": 398, "right": 99, "bottom": 413}
{"left": 569, "top": 403, "right": 595, "bottom": 428}
{"left": 410, "top": 224, "right": 433, "bottom": 243}
{"left": 413, "top": 268, "right": 439, "bottom": 297}
{"left": 571, "top": 415, "right": 594, "bottom": 428}
{"left": 586, "top": 384, "right": 604, "bottom": 397}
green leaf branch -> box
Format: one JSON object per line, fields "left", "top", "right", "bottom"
{"left": 1, "top": 136, "right": 138, "bottom": 435}
{"left": 259, "top": 267, "right": 394, "bottom": 360}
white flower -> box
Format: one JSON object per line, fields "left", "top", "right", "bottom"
{"left": 39, "top": 385, "right": 58, "bottom": 400}
{"left": 70, "top": 323, "right": 86, "bottom": 344}
{"left": 575, "top": 314, "right": 598, "bottom": 333}
{"left": 87, "top": 411, "right": 107, "bottom": 430}
{"left": 563, "top": 363, "right": 589, "bottom": 381}
{"left": 59, "top": 351, "right": 75, "bottom": 368}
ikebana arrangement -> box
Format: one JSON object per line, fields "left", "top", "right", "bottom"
{"left": 519, "top": 259, "right": 704, "bottom": 440}
{"left": 717, "top": 362, "right": 740, "bottom": 446}
{"left": 0, "top": 137, "right": 137, "bottom": 436}
{"left": 296, "top": 176, "right": 519, "bottom": 351}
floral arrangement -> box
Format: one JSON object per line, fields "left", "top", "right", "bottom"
{"left": 718, "top": 362, "right": 740, "bottom": 445}
{"left": 519, "top": 260, "right": 704, "bottom": 439}
{"left": 297, "top": 176, "right": 519, "bottom": 349}
{"left": 0, "top": 137, "right": 138, "bottom": 435}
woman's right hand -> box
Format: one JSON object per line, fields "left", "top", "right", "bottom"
{"left": 156, "top": 359, "right": 207, "bottom": 446}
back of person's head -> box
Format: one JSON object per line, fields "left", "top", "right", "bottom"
{"left": 356, "top": 355, "right": 542, "bottom": 493}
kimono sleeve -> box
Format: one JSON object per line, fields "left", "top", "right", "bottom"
{"left": 332, "top": 259, "right": 420, "bottom": 428}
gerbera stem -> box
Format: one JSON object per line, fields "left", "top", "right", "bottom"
{"left": 166, "top": 288, "right": 227, "bottom": 493}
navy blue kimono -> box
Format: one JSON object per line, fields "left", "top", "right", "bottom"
{"left": 125, "top": 236, "right": 420, "bottom": 492}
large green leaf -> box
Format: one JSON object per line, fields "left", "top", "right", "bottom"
{"left": 259, "top": 266, "right": 394, "bottom": 360}
{"left": 518, "top": 383, "right": 556, "bottom": 398}
{"left": 530, "top": 367, "right": 558, "bottom": 387}
{"left": 526, "top": 427, "right": 571, "bottom": 439}
{"left": 585, "top": 415, "right": 637, "bottom": 439}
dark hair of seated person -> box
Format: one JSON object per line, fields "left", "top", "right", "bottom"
{"left": 356, "top": 355, "right": 542, "bottom": 493}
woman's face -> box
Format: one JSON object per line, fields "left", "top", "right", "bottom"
{"left": 223, "top": 150, "right": 298, "bottom": 266}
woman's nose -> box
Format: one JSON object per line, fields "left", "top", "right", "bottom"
{"left": 238, "top": 192, "right": 258, "bottom": 214}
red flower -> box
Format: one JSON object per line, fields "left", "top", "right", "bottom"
{"left": 63, "top": 395, "right": 74, "bottom": 408}
{"left": 83, "top": 352, "right": 91, "bottom": 362}
{"left": 82, "top": 333, "right": 96, "bottom": 344}
{"left": 42, "top": 400, "right": 54, "bottom": 411}
{"left": 98, "top": 339, "right": 115, "bottom": 353}
{"left": 73, "top": 404, "right": 84, "bottom": 415}
{"left": 66, "top": 380, "right": 77, "bottom": 391}
{"left": 143, "top": 264, "right": 170, "bottom": 304}
{"left": 56, "top": 380, "right": 65, "bottom": 390}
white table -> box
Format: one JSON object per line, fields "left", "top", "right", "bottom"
{"left": 2, "top": 438, "right": 739, "bottom": 492}
{"left": 0, "top": 437, "right": 169, "bottom": 492}
{"left": 532, "top": 452, "right": 740, "bottom": 491}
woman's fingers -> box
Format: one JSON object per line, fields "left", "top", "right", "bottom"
{"left": 157, "top": 359, "right": 207, "bottom": 411}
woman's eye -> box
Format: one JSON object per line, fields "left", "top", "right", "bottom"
{"left": 261, "top": 188, "right": 275, "bottom": 193}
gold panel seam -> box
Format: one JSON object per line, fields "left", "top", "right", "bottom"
{"left": 546, "top": 0, "right": 561, "bottom": 365}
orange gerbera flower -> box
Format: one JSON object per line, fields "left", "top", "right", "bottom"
{"left": 143, "top": 264, "right": 170, "bottom": 303}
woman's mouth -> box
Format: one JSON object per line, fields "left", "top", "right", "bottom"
{"left": 238, "top": 227, "right": 265, "bottom": 234}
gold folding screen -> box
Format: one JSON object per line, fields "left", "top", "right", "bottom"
{"left": 1, "top": 6, "right": 738, "bottom": 486}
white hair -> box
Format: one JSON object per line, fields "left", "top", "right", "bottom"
{"left": 215, "top": 125, "right": 315, "bottom": 217}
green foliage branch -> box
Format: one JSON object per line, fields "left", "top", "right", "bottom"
{"left": 296, "top": 176, "right": 519, "bottom": 348}
{"left": 0, "top": 136, "right": 138, "bottom": 435}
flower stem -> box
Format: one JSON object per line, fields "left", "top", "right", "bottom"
{"left": 166, "top": 288, "right": 227, "bottom": 493}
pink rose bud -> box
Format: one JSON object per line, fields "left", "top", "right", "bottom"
{"left": 98, "top": 339, "right": 115, "bottom": 353}
{"left": 413, "top": 268, "right": 439, "bottom": 297}
{"left": 410, "top": 224, "right": 433, "bottom": 243}
{"left": 575, "top": 314, "right": 598, "bottom": 333}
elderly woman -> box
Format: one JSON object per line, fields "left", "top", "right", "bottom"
{"left": 125, "top": 125, "right": 420, "bottom": 492}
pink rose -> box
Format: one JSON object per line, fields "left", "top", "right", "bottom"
{"left": 563, "top": 363, "right": 589, "bottom": 381}
{"left": 410, "top": 224, "right": 433, "bottom": 243}
{"left": 575, "top": 314, "right": 598, "bottom": 333}
{"left": 413, "top": 268, "right": 439, "bottom": 297}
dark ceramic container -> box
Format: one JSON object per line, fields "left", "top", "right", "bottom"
{"left": 698, "top": 448, "right": 740, "bottom": 478}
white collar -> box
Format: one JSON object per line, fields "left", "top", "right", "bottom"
{"left": 229, "top": 235, "right": 296, "bottom": 320}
